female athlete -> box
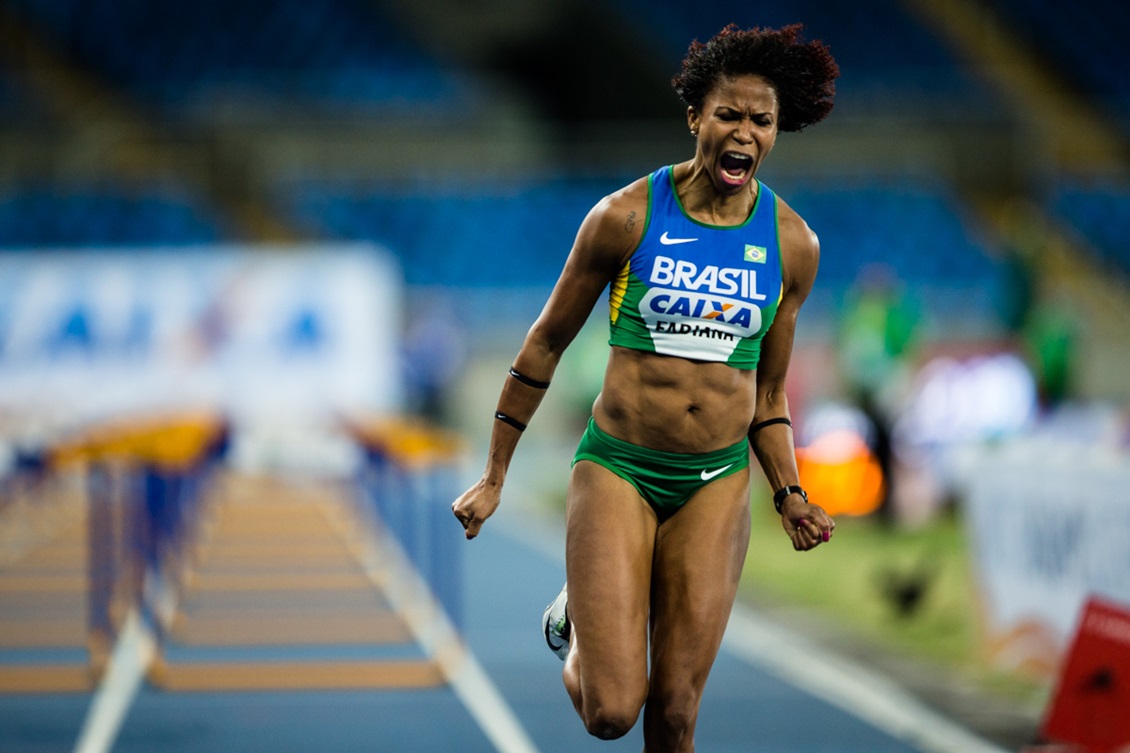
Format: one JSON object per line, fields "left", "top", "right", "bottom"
{"left": 453, "top": 23, "right": 840, "bottom": 752}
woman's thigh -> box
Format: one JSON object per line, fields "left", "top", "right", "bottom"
{"left": 648, "top": 468, "right": 752, "bottom": 698}
{"left": 565, "top": 460, "right": 658, "bottom": 701}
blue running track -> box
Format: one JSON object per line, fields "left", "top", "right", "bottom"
{"left": 0, "top": 495, "right": 1008, "bottom": 753}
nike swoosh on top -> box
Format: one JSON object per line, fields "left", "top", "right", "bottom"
{"left": 660, "top": 231, "right": 698, "bottom": 245}
{"left": 700, "top": 464, "right": 734, "bottom": 481}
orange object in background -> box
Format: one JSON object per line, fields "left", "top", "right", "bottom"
{"left": 796, "top": 429, "right": 885, "bottom": 517}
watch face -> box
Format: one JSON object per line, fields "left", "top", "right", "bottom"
{"left": 773, "top": 485, "right": 807, "bottom": 512}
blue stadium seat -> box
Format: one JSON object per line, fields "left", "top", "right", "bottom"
{"left": 773, "top": 177, "right": 1005, "bottom": 330}
{"left": 986, "top": 0, "right": 1130, "bottom": 132}
{"left": 7, "top": 0, "right": 473, "bottom": 116}
{"left": 279, "top": 173, "right": 1004, "bottom": 333}
{"left": 282, "top": 176, "right": 628, "bottom": 288}
{"left": 606, "top": 0, "right": 1003, "bottom": 117}
{"left": 0, "top": 182, "right": 228, "bottom": 248}
{"left": 1047, "top": 178, "right": 1130, "bottom": 275}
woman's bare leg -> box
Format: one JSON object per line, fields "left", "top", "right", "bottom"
{"left": 643, "top": 468, "right": 752, "bottom": 753}
{"left": 562, "top": 460, "right": 658, "bottom": 740}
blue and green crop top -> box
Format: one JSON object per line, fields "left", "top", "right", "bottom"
{"left": 608, "top": 165, "right": 784, "bottom": 369}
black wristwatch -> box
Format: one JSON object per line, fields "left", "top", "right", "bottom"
{"left": 773, "top": 484, "right": 808, "bottom": 514}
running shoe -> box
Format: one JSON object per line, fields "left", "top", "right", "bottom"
{"left": 542, "top": 583, "right": 571, "bottom": 660}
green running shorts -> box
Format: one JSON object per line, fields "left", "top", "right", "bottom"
{"left": 572, "top": 417, "right": 750, "bottom": 518}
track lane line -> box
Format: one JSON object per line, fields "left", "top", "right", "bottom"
{"left": 722, "top": 604, "right": 1011, "bottom": 753}
{"left": 72, "top": 609, "right": 156, "bottom": 753}
{"left": 329, "top": 496, "right": 543, "bottom": 753}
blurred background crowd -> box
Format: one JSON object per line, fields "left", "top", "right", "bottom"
{"left": 1, "top": 0, "right": 1129, "bottom": 745}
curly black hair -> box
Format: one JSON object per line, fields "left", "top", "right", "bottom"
{"left": 672, "top": 23, "right": 839, "bottom": 132}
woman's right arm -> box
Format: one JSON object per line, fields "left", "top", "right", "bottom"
{"left": 452, "top": 184, "right": 646, "bottom": 539}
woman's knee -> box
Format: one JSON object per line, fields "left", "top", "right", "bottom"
{"left": 575, "top": 676, "right": 646, "bottom": 740}
{"left": 582, "top": 700, "right": 643, "bottom": 740}
{"left": 647, "top": 686, "right": 701, "bottom": 739}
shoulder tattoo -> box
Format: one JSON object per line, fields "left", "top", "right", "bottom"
{"left": 624, "top": 211, "right": 637, "bottom": 233}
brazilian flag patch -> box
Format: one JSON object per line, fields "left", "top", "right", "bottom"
{"left": 744, "top": 245, "right": 767, "bottom": 264}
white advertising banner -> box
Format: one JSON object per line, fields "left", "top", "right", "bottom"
{"left": 0, "top": 244, "right": 404, "bottom": 444}
{"left": 963, "top": 443, "right": 1130, "bottom": 675}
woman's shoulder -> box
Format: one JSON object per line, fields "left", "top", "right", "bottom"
{"left": 771, "top": 191, "right": 820, "bottom": 257}
{"left": 767, "top": 189, "right": 820, "bottom": 295}
{"left": 575, "top": 174, "right": 652, "bottom": 257}
{"left": 594, "top": 174, "right": 651, "bottom": 221}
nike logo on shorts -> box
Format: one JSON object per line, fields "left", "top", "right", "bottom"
{"left": 660, "top": 231, "right": 698, "bottom": 245}
{"left": 700, "top": 464, "right": 734, "bottom": 481}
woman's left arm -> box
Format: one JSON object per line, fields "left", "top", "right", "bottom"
{"left": 748, "top": 200, "right": 835, "bottom": 551}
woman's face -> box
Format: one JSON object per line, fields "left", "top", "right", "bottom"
{"left": 688, "top": 74, "right": 779, "bottom": 195}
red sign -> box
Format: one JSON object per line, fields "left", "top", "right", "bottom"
{"left": 1041, "top": 596, "right": 1130, "bottom": 753}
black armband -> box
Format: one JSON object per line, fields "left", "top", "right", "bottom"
{"left": 494, "top": 411, "right": 528, "bottom": 432}
{"left": 773, "top": 484, "right": 808, "bottom": 514}
{"left": 750, "top": 416, "right": 792, "bottom": 435}
{"left": 508, "top": 367, "right": 550, "bottom": 390}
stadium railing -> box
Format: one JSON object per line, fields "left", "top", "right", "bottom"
{"left": 345, "top": 414, "right": 467, "bottom": 631}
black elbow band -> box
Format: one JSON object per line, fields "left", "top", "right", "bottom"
{"left": 495, "top": 411, "right": 528, "bottom": 432}
{"left": 750, "top": 417, "right": 792, "bottom": 435}
{"left": 508, "top": 367, "right": 550, "bottom": 390}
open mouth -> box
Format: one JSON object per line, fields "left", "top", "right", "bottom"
{"left": 720, "top": 152, "right": 753, "bottom": 185}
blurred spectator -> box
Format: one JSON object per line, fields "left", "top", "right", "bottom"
{"left": 401, "top": 296, "right": 467, "bottom": 426}
{"left": 838, "top": 263, "right": 921, "bottom": 523}
{"left": 993, "top": 200, "right": 1079, "bottom": 412}
{"left": 1022, "top": 285, "right": 1079, "bottom": 411}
